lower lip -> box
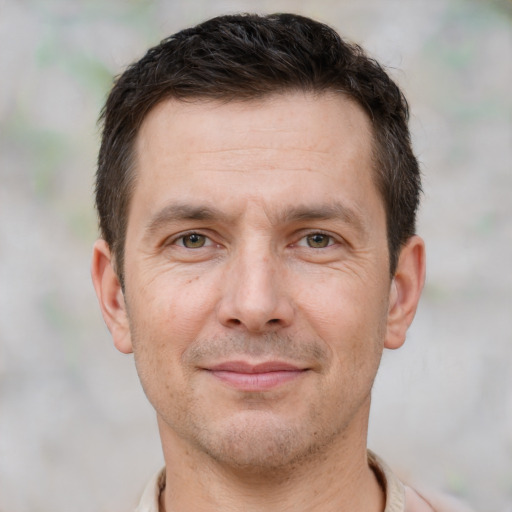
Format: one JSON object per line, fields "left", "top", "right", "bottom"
{"left": 209, "top": 370, "right": 305, "bottom": 391}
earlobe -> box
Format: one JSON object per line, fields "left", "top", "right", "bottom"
{"left": 384, "top": 235, "right": 426, "bottom": 350}
{"left": 91, "top": 239, "right": 133, "bottom": 354}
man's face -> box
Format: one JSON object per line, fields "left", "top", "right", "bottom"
{"left": 106, "top": 92, "right": 402, "bottom": 468}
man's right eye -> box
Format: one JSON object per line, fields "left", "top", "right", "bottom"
{"left": 176, "top": 233, "right": 208, "bottom": 248}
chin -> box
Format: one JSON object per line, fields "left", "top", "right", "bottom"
{"left": 191, "top": 411, "right": 339, "bottom": 473}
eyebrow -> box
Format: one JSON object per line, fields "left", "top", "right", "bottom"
{"left": 144, "top": 204, "right": 231, "bottom": 239}
{"left": 143, "top": 201, "right": 368, "bottom": 239}
{"left": 274, "top": 203, "right": 365, "bottom": 229}
{"left": 269, "top": 203, "right": 369, "bottom": 242}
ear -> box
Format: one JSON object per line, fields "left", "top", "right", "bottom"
{"left": 91, "top": 239, "right": 133, "bottom": 354}
{"left": 384, "top": 235, "right": 426, "bottom": 350}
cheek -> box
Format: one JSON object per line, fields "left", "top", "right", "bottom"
{"left": 128, "top": 288, "right": 199, "bottom": 414}
{"left": 133, "top": 270, "right": 220, "bottom": 343}
{"left": 125, "top": 283, "right": 201, "bottom": 390}
{"left": 295, "top": 271, "right": 385, "bottom": 333}
{"left": 293, "top": 272, "right": 388, "bottom": 371}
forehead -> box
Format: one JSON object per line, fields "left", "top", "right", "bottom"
{"left": 139, "top": 91, "right": 372, "bottom": 140}
{"left": 135, "top": 92, "right": 374, "bottom": 175}
{"left": 131, "top": 92, "right": 381, "bottom": 225}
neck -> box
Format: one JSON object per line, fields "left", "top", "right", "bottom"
{"left": 157, "top": 413, "right": 385, "bottom": 512}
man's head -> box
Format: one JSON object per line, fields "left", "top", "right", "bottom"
{"left": 91, "top": 13, "right": 425, "bottom": 478}
{"left": 96, "top": 13, "right": 420, "bottom": 287}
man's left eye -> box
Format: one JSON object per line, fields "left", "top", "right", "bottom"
{"left": 300, "top": 233, "right": 334, "bottom": 248}
{"left": 176, "top": 233, "right": 209, "bottom": 248}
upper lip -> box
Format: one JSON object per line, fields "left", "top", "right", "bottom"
{"left": 206, "top": 361, "right": 305, "bottom": 373}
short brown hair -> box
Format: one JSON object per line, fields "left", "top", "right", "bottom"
{"left": 96, "top": 13, "right": 421, "bottom": 286}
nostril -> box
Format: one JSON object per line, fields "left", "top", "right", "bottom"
{"left": 268, "top": 319, "right": 280, "bottom": 324}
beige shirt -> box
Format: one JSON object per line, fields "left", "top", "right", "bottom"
{"left": 135, "top": 451, "right": 473, "bottom": 512}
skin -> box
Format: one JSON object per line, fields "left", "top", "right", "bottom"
{"left": 92, "top": 92, "right": 425, "bottom": 512}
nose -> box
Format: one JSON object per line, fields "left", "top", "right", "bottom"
{"left": 217, "top": 245, "right": 294, "bottom": 333}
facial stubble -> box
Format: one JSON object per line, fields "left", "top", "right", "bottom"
{"left": 131, "top": 326, "right": 384, "bottom": 476}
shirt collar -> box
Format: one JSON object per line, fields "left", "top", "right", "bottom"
{"left": 135, "top": 451, "right": 406, "bottom": 512}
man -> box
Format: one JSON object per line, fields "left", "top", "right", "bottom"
{"left": 91, "top": 13, "right": 471, "bottom": 512}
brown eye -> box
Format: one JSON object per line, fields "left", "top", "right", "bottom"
{"left": 306, "top": 233, "right": 331, "bottom": 248}
{"left": 181, "top": 233, "right": 207, "bottom": 248}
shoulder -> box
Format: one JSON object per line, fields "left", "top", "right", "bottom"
{"left": 368, "top": 451, "right": 475, "bottom": 512}
{"left": 135, "top": 467, "right": 165, "bottom": 512}
{"left": 405, "top": 485, "right": 476, "bottom": 512}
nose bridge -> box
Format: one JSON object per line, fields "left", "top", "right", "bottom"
{"left": 239, "top": 241, "right": 276, "bottom": 301}
{"left": 219, "top": 236, "right": 292, "bottom": 332}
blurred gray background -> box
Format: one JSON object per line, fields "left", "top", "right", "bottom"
{"left": 0, "top": 0, "right": 511, "bottom": 511}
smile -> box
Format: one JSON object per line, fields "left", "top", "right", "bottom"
{"left": 205, "top": 361, "right": 308, "bottom": 391}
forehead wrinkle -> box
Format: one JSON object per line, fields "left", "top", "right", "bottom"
{"left": 188, "top": 147, "right": 334, "bottom": 176}
{"left": 184, "top": 126, "right": 334, "bottom": 159}
{"left": 190, "top": 146, "right": 330, "bottom": 155}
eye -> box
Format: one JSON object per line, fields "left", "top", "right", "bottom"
{"left": 176, "top": 233, "right": 209, "bottom": 248}
{"left": 298, "top": 233, "right": 335, "bottom": 248}
{"left": 306, "top": 233, "right": 332, "bottom": 248}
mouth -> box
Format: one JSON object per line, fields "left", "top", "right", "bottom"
{"left": 204, "top": 361, "right": 308, "bottom": 391}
